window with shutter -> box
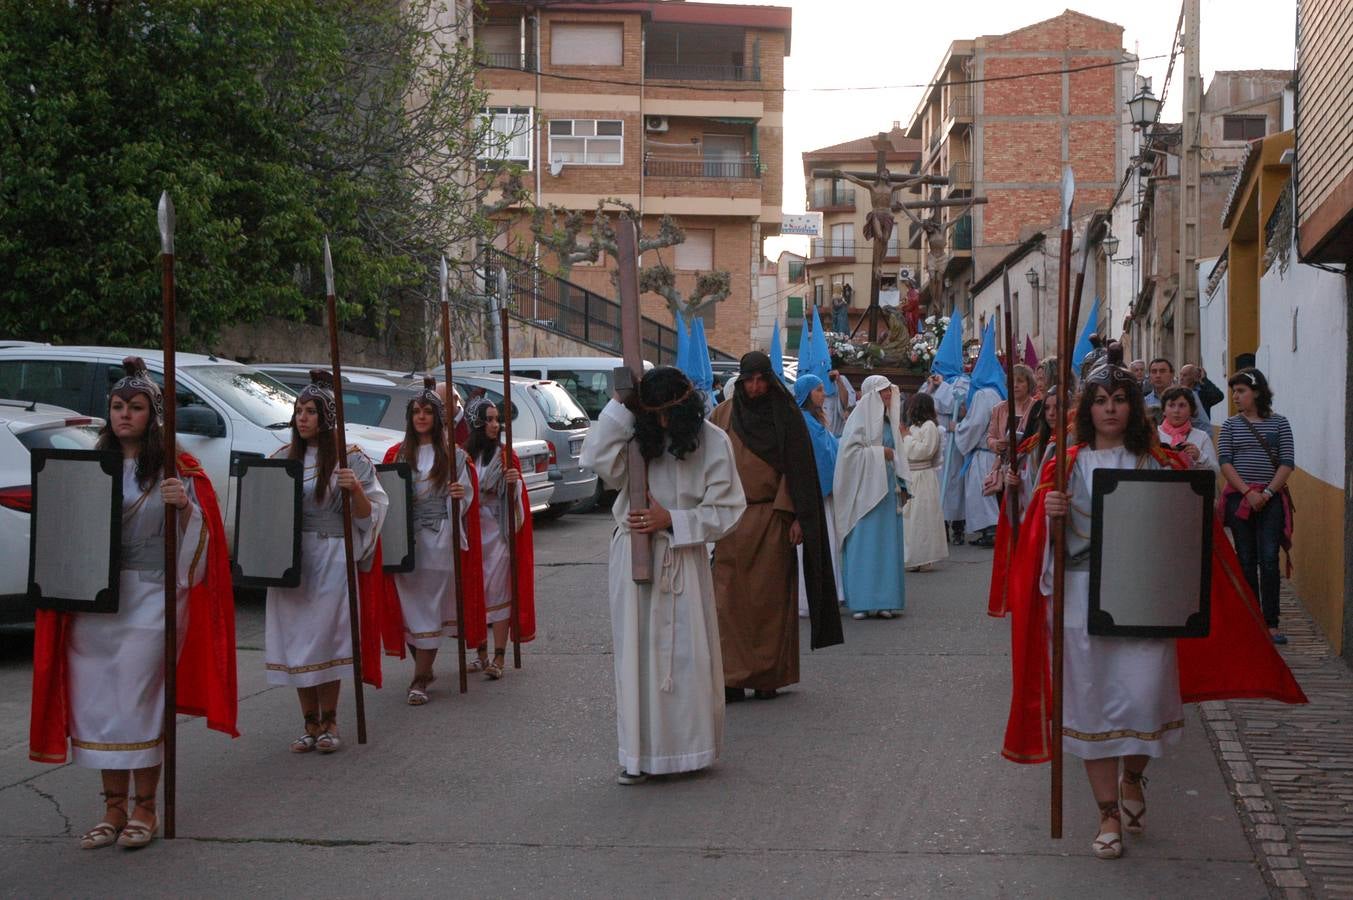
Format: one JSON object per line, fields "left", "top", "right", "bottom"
{"left": 551, "top": 23, "right": 623, "bottom": 66}
{"left": 548, "top": 119, "right": 623, "bottom": 165}
{"left": 675, "top": 229, "right": 714, "bottom": 270}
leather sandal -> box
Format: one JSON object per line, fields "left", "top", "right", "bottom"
{"left": 1120, "top": 769, "right": 1148, "bottom": 833}
{"left": 1092, "top": 800, "right": 1123, "bottom": 859}
{"left": 290, "top": 712, "right": 320, "bottom": 753}
{"left": 316, "top": 710, "right": 340, "bottom": 753}
{"left": 80, "top": 791, "right": 127, "bottom": 850}
{"left": 485, "top": 650, "right": 505, "bottom": 680}
{"left": 117, "top": 795, "right": 158, "bottom": 849}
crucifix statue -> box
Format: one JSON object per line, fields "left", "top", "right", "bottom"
{"left": 812, "top": 132, "right": 987, "bottom": 343}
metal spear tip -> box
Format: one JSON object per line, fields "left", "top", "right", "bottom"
{"left": 323, "top": 235, "right": 335, "bottom": 296}
{"left": 1060, "top": 166, "right": 1076, "bottom": 229}
{"left": 439, "top": 255, "right": 449, "bottom": 305}
{"left": 157, "top": 192, "right": 175, "bottom": 255}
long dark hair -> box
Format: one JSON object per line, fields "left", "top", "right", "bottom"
{"left": 288, "top": 399, "right": 338, "bottom": 502}
{"left": 1074, "top": 378, "right": 1155, "bottom": 455}
{"left": 1227, "top": 367, "right": 1274, "bottom": 417}
{"left": 399, "top": 398, "right": 449, "bottom": 491}
{"left": 465, "top": 399, "right": 502, "bottom": 468}
{"left": 96, "top": 404, "right": 172, "bottom": 492}
{"left": 905, "top": 391, "right": 937, "bottom": 427}
{"left": 635, "top": 366, "right": 704, "bottom": 461}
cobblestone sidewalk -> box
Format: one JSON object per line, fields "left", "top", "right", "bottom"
{"left": 1201, "top": 583, "right": 1353, "bottom": 899}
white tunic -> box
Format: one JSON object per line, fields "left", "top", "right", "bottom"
{"left": 901, "top": 420, "right": 949, "bottom": 568}
{"left": 392, "top": 444, "right": 473, "bottom": 649}
{"left": 68, "top": 460, "right": 209, "bottom": 769}
{"left": 581, "top": 400, "right": 747, "bottom": 775}
{"left": 956, "top": 387, "right": 1001, "bottom": 532}
{"left": 473, "top": 449, "right": 526, "bottom": 625}
{"left": 1040, "top": 446, "right": 1184, "bottom": 760}
{"left": 265, "top": 446, "right": 388, "bottom": 687}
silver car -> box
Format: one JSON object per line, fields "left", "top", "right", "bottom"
{"left": 454, "top": 374, "right": 597, "bottom": 518}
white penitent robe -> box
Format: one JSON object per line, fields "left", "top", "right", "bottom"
{"left": 393, "top": 444, "right": 473, "bottom": 648}
{"left": 955, "top": 387, "right": 1001, "bottom": 533}
{"left": 581, "top": 399, "right": 747, "bottom": 776}
{"left": 822, "top": 376, "right": 857, "bottom": 437}
{"left": 474, "top": 448, "right": 527, "bottom": 625}
{"left": 68, "top": 461, "right": 209, "bottom": 769}
{"left": 928, "top": 378, "right": 967, "bottom": 521}
{"left": 901, "top": 420, "right": 949, "bottom": 568}
{"left": 1040, "top": 446, "right": 1184, "bottom": 760}
{"left": 265, "top": 446, "right": 388, "bottom": 687}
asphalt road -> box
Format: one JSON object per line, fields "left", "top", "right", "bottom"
{"left": 0, "top": 508, "right": 1268, "bottom": 898}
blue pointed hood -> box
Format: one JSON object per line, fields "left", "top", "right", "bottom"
{"left": 804, "top": 306, "right": 832, "bottom": 393}
{"left": 674, "top": 314, "right": 690, "bottom": 376}
{"left": 931, "top": 308, "right": 963, "bottom": 382}
{"left": 966, "top": 317, "right": 1007, "bottom": 405}
{"left": 1072, "top": 303, "right": 1098, "bottom": 371}
{"left": 689, "top": 316, "right": 713, "bottom": 393}
{"left": 769, "top": 319, "right": 784, "bottom": 382}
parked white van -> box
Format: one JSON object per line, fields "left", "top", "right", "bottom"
{"left": 0, "top": 346, "right": 405, "bottom": 544}
{"left": 455, "top": 357, "right": 654, "bottom": 421}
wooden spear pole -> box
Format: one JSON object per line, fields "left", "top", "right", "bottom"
{"left": 499, "top": 297, "right": 522, "bottom": 669}
{"left": 323, "top": 236, "right": 368, "bottom": 744}
{"left": 157, "top": 191, "right": 178, "bottom": 839}
{"left": 613, "top": 219, "right": 652, "bottom": 583}
{"left": 439, "top": 257, "right": 468, "bottom": 694}
{"left": 1002, "top": 268, "right": 1020, "bottom": 546}
{"left": 1050, "top": 167, "right": 1076, "bottom": 840}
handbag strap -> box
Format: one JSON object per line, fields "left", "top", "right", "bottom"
{"left": 1238, "top": 416, "right": 1283, "bottom": 472}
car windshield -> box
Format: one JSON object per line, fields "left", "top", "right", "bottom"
{"left": 17, "top": 423, "right": 102, "bottom": 451}
{"left": 529, "top": 382, "right": 589, "bottom": 430}
{"left": 182, "top": 365, "right": 297, "bottom": 428}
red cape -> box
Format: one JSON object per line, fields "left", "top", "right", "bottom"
{"left": 378, "top": 443, "right": 487, "bottom": 656}
{"left": 1000, "top": 443, "right": 1307, "bottom": 765}
{"left": 30, "top": 453, "right": 239, "bottom": 764}
{"left": 503, "top": 450, "right": 537, "bottom": 643}
{"left": 987, "top": 431, "right": 1046, "bottom": 618}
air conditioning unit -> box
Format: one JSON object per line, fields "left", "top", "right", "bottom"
{"left": 645, "top": 116, "right": 669, "bottom": 133}
{"left": 898, "top": 267, "right": 914, "bottom": 283}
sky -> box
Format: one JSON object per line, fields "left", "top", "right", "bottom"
{"left": 734, "top": 0, "right": 1300, "bottom": 258}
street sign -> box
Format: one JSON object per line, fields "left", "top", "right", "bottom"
{"left": 781, "top": 212, "right": 822, "bottom": 236}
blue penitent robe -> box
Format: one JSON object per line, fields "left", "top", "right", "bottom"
{"left": 841, "top": 426, "right": 907, "bottom": 612}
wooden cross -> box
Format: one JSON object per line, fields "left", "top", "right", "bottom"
{"left": 812, "top": 132, "right": 987, "bottom": 342}
{"left": 612, "top": 220, "right": 652, "bottom": 583}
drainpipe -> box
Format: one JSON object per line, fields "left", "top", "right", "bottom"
{"left": 532, "top": 7, "right": 542, "bottom": 322}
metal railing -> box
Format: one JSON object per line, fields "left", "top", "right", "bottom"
{"left": 644, "top": 62, "right": 761, "bottom": 82}
{"left": 810, "top": 238, "right": 857, "bottom": 259}
{"left": 644, "top": 156, "right": 761, "bottom": 179}
{"left": 929, "top": 131, "right": 941, "bottom": 153}
{"left": 947, "top": 161, "right": 974, "bottom": 187}
{"left": 482, "top": 248, "right": 735, "bottom": 365}
{"left": 947, "top": 92, "right": 974, "bottom": 119}
{"left": 479, "top": 51, "right": 534, "bottom": 71}
{"left": 810, "top": 186, "right": 855, "bottom": 209}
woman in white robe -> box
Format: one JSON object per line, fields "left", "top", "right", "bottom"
{"left": 389, "top": 378, "right": 473, "bottom": 704}
{"left": 266, "top": 372, "right": 387, "bottom": 754}
{"left": 580, "top": 367, "right": 746, "bottom": 784}
{"left": 1042, "top": 364, "right": 1183, "bottom": 859}
{"left": 901, "top": 392, "right": 949, "bottom": 569}
{"left": 67, "top": 360, "right": 213, "bottom": 849}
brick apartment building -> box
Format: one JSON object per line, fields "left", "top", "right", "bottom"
{"left": 903, "top": 11, "right": 1135, "bottom": 336}
{"left": 475, "top": 0, "right": 790, "bottom": 357}
{"left": 801, "top": 125, "right": 924, "bottom": 335}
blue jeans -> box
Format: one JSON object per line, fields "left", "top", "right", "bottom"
{"left": 1225, "top": 493, "right": 1285, "bottom": 628}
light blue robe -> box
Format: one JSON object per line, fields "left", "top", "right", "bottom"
{"left": 841, "top": 426, "right": 907, "bottom": 612}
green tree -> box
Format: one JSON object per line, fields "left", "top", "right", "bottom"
{"left": 0, "top": 0, "right": 509, "bottom": 353}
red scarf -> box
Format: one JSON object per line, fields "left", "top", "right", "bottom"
{"left": 1160, "top": 419, "right": 1191, "bottom": 447}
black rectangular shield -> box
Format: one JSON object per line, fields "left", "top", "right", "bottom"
{"left": 231, "top": 457, "right": 302, "bottom": 588}
{"left": 28, "top": 448, "right": 122, "bottom": 613}
{"left": 1088, "top": 468, "right": 1214, "bottom": 638}
{"left": 377, "top": 462, "right": 415, "bottom": 573}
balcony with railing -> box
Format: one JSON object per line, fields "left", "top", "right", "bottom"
{"left": 644, "top": 155, "right": 761, "bottom": 179}
{"left": 952, "top": 213, "right": 973, "bottom": 252}
{"left": 808, "top": 238, "right": 857, "bottom": 263}
{"left": 645, "top": 62, "right": 761, "bottom": 82}
{"left": 645, "top": 24, "right": 762, "bottom": 83}
{"left": 947, "top": 90, "right": 974, "bottom": 125}
{"left": 947, "top": 160, "right": 974, "bottom": 190}
{"left": 810, "top": 185, "right": 856, "bottom": 211}
{"left": 479, "top": 50, "right": 535, "bottom": 71}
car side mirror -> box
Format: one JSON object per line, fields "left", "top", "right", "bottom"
{"left": 177, "top": 406, "right": 226, "bottom": 438}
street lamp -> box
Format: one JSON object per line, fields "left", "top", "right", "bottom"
{"left": 1102, "top": 233, "right": 1120, "bottom": 258}
{"left": 1025, "top": 267, "right": 1039, "bottom": 288}
{"left": 1127, "top": 85, "right": 1162, "bottom": 130}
